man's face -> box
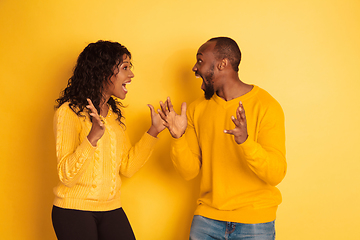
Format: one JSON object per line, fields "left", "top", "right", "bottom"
{"left": 192, "top": 41, "right": 217, "bottom": 100}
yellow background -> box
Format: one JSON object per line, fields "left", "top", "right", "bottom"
{"left": 1, "top": 0, "right": 359, "bottom": 239}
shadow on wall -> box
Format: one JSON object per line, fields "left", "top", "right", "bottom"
{"left": 161, "top": 47, "right": 203, "bottom": 107}
{"left": 35, "top": 48, "right": 80, "bottom": 239}
{"left": 157, "top": 47, "right": 203, "bottom": 237}
{"left": 122, "top": 47, "right": 203, "bottom": 238}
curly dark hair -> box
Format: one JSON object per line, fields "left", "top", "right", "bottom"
{"left": 56, "top": 40, "right": 132, "bottom": 125}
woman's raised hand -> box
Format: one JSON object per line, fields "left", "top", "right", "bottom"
{"left": 147, "top": 104, "right": 166, "bottom": 138}
{"left": 86, "top": 98, "right": 105, "bottom": 146}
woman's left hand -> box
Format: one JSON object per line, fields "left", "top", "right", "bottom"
{"left": 86, "top": 98, "right": 106, "bottom": 146}
{"left": 147, "top": 104, "right": 166, "bottom": 137}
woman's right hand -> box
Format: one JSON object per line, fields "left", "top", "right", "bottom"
{"left": 86, "top": 98, "right": 105, "bottom": 146}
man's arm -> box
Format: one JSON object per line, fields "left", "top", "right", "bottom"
{"left": 225, "top": 101, "right": 286, "bottom": 186}
{"left": 159, "top": 97, "right": 202, "bottom": 180}
{"left": 170, "top": 118, "right": 202, "bottom": 180}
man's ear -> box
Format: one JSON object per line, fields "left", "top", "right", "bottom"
{"left": 217, "top": 58, "right": 228, "bottom": 71}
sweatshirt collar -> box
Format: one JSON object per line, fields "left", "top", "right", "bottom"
{"left": 212, "top": 85, "right": 258, "bottom": 108}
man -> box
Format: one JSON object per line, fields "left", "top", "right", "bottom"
{"left": 159, "top": 37, "right": 286, "bottom": 240}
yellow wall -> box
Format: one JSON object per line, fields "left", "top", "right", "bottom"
{"left": 1, "top": 0, "right": 359, "bottom": 239}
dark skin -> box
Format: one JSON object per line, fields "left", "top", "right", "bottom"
{"left": 86, "top": 57, "right": 165, "bottom": 147}
{"left": 159, "top": 40, "right": 253, "bottom": 144}
{"left": 86, "top": 98, "right": 165, "bottom": 147}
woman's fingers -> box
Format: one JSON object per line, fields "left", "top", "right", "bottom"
{"left": 160, "top": 100, "right": 168, "bottom": 116}
{"left": 86, "top": 98, "right": 105, "bottom": 126}
{"left": 147, "top": 104, "right": 156, "bottom": 117}
{"left": 157, "top": 108, "right": 168, "bottom": 122}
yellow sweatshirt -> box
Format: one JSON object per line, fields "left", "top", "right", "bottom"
{"left": 53, "top": 102, "right": 157, "bottom": 211}
{"left": 171, "top": 85, "right": 286, "bottom": 224}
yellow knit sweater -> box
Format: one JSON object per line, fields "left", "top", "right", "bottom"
{"left": 171, "top": 85, "right": 286, "bottom": 224}
{"left": 53, "top": 102, "right": 157, "bottom": 211}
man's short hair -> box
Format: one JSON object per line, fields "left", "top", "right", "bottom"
{"left": 208, "top": 37, "right": 241, "bottom": 72}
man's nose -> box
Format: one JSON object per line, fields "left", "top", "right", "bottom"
{"left": 192, "top": 64, "right": 197, "bottom": 72}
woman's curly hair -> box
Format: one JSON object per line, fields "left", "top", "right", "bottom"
{"left": 56, "top": 40, "right": 131, "bottom": 125}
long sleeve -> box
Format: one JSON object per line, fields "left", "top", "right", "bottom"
{"left": 171, "top": 132, "right": 201, "bottom": 180}
{"left": 239, "top": 101, "right": 286, "bottom": 186}
{"left": 170, "top": 104, "right": 202, "bottom": 180}
{"left": 54, "top": 105, "right": 96, "bottom": 188}
{"left": 53, "top": 103, "right": 158, "bottom": 211}
{"left": 177, "top": 86, "right": 286, "bottom": 223}
{"left": 120, "top": 132, "right": 158, "bottom": 177}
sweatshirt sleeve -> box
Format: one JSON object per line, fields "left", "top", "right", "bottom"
{"left": 120, "top": 132, "right": 158, "bottom": 177}
{"left": 239, "top": 101, "right": 287, "bottom": 186}
{"left": 170, "top": 106, "right": 202, "bottom": 180}
{"left": 54, "top": 105, "right": 96, "bottom": 188}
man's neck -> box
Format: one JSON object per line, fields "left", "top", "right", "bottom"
{"left": 216, "top": 76, "right": 253, "bottom": 101}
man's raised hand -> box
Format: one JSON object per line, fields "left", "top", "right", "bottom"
{"left": 224, "top": 101, "right": 248, "bottom": 144}
{"left": 158, "top": 97, "right": 187, "bottom": 139}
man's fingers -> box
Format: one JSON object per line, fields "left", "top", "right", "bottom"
{"left": 239, "top": 108, "right": 245, "bottom": 121}
{"left": 167, "top": 97, "right": 174, "bottom": 112}
{"left": 236, "top": 108, "right": 241, "bottom": 122}
{"left": 231, "top": 115, "right": 241, "bottom": 127}
{"left": 180, "top": 102, "right": 187, "bottom": 116}
{"left": 239, "top": 101, "right": 246, "bottom": 121}
{"left": 239, "top": 101, "right": 243, "bottom": 108}
{"left": 224, "top": 129, "right": 234, "bottom": 135}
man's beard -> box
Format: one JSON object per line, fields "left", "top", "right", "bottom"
{"left": 203, "top": 64, "right": 215, "bottom": 100}
{"left": 204, "top": 81, "right": 215, "bottom": 100}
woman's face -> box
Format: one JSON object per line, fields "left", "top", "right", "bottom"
{"left": 106, "top": 54, "right": 134, "bottom": 100}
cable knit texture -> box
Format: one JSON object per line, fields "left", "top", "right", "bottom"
{"left": 53, "top": 102, "right": 157, "bottom": 211}
{"left": 171, "top": 85, "right": 286, "bottom": 224}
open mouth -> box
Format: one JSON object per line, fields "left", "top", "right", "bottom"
{"left": 195, "top": 74, "right": 206, "bottom": 90}
{"left": 122, "top": 81, "right": 131, "bottom": 93}
{"left": 195, "top": 73, "right": 202, "bottom": 79}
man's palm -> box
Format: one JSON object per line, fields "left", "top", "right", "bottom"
{"left": 158, "top": 97, "right": 187, "bottom": 139}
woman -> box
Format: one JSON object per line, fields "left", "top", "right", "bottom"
{"left": 52, "top": 40, "right": 164, "bottom": 240}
